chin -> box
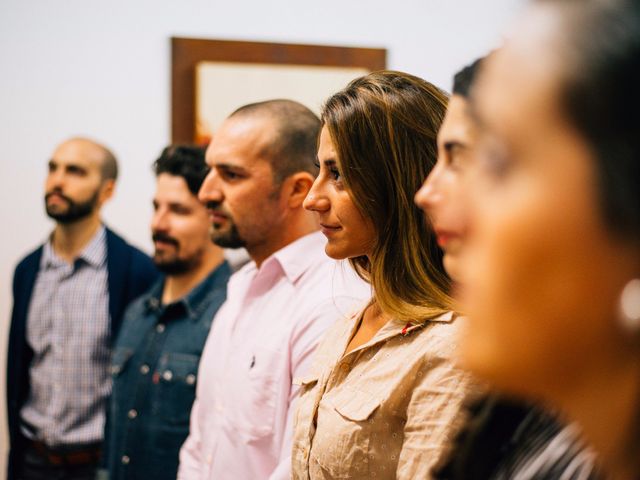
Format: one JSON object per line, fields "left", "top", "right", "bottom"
{"left": 324, "top": 246, "right": 346, "bottom": 260}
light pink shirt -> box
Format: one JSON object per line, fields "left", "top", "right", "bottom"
{"left": 178, "top": 232, "right": 369, "bottom": 480}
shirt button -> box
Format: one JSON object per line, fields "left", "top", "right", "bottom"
{"left": 121, "top": 455, "right": 130, "bottom": 465}
{"left": 128, "top": 409, "right": 137, "bottom": 419}
{"left": 162, "top": 370, "right": 173, "bottom": 381}
{"left": 156, "top": 324, "right": 166, "bottom": 333}
{"left": 206, "top": 453, "right": 213, "bottom": 465}
{"left": 186, "top": 374, "right": 196, "bottom": 385}
{"left": 140, "top": 364, "right": 150, "bottom": 375}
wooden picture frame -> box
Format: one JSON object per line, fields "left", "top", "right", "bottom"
{"left": 171, "top": 37, "right": 387, "bottom": 143}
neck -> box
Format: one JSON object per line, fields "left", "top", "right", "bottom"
{"left": 250, "top": 212, "right": 318, "bottom": 268}
{"left": 161, "top": 247, "right": 225, "bottom": 304}
{"left": 557, "top": 348, "right": 640, "bottom": 479}
{"left": 51, "top": 214, "right": 102, "bottom": 262}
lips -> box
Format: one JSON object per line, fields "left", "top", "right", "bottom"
{"left": 207, "top": 210, "right": 228, "bottom": 224}
{"left": 435, "top": 229, "right": 462, "bottom": 250}
{"left": 45, "top": 192, "right": 69, "bottom": 204}
{"left": 320, "top": 223, "right": 342, "bottom": 237}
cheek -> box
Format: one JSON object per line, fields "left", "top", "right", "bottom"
{"left": 461, "top": 170, "right": 623, "bottom": 394}
{"left": 461, "top": 176, "right": 585, "bottom": 391}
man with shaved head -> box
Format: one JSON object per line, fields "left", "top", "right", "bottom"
{"left": 7, "top": 137, "right": 159, "bottom": 480}
{"left": 178, "top": 100, "right": 368, "bottom": 479}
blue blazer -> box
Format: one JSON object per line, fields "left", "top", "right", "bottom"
{"left": 6, "top": 227, "right": 159, "bottom": 479}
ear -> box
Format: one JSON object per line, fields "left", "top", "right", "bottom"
{"left": 283, "top": 172, "right": 314, "bottom": 209}
{"left": 98, "top": 179, "right": 116, "bottom": 206}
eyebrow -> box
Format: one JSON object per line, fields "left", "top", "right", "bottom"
{"left": 214, "top": 162, "right": 246, "bottom": 172}
{"left": 320, "top": 157, "right": 337, "bottom": 167}
{"left": 444, "top": 140, "right": 466, "bottom": 152}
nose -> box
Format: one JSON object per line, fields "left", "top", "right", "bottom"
{"left": 303, "top": 179, "right": 330, "bottom": 212}
{"left": 198, "top": 168, "right": 223, "bottom": 205}
{"left": 414, "top": 169, "right": 442, "bottom": 213}
{"left": 46, "top": 168, "right": 65, "bottom": 191}
{"left": 151, "top": 206, "right": 169, "bottom": 233}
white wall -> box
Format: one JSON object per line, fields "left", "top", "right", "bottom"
{"left": 0, "top": 0, "right": 523, "bottom": 476}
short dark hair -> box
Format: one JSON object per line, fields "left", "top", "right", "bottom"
{"left": 452, "top": 57, "right": 485, "bottom": 98}
{"left": 230, "top": 99, "right": 321, "bottom": 183}
{"left": 546, "top": 0, "right": 640, "bottom": 240}
{"left": 153, "top": 145, "right": 208, "bottom": 195}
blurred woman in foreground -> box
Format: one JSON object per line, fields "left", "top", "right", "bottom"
{"left": 460, "top": 0, "right": 640, "bottom": 477}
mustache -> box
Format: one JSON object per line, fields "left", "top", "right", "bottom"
{"left": 45, "top": 189, "right": 72, "bottom": 204}
{"left": 152, "top": 232, "right": 179, "bottom": 247}
{"left": 205, "top": 201, "right": 231, "bottom": 217}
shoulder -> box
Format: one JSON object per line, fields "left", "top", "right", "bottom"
{"left": 105, "top": 227, "right": 156, "bottom": 269}
{"left": 309, "top": 307, "right": 361, "bottom": 362}
{"left": 14, "top": 244, "right": 43, "bottom": 272}
{"left": 296, "top": 258, "right": 370, "bottom": 307}
{"left": 105, "top": 228, "right": 146, "bottom": 258}
{"left": 405, "top": 313, "right": 467, "bottom": 370}
{"left": 13, "top": 244, "right": 44, "bottom": 285}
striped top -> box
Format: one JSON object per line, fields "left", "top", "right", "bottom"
{"left": 493, "top": 407, "right": 600, "bottom": 480}
{"left": 432, "top": 395, "right": 602, "bottom": 480}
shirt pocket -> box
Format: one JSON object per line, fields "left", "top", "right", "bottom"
{"left": 236, "top": 345, "right": 282, "bottom": 442}
{"left": 311, "top": 387, "right": 381, "bottom": 479}
{"left": 154, "top": 353, "right": 199, "bottom": 426}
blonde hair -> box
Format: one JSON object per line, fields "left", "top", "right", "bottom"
{"left": 322, "top": 70, "right": 452, "bottom": 322}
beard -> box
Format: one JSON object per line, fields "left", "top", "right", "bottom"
{"left": 152, "top": 232, "right": 202, "bottom": 275}
{"left": 45, "top": 189, "right": 99, "bottom": 224}
{"left": 206, "top": 201, "right": 246, "bottom": 249}
{"left": 154, "top": 257, "right": 197, "bottom": 275}
{"left": 209, "top": 222, "right": 246, "bottom": 249}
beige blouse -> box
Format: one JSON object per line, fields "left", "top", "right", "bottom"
{"left": 291, "top": 309, "right": 470, "bottom": 480}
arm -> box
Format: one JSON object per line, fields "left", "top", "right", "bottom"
{"left": 267, "top": 300, "right": 345, "bottom": 480}
{"left": 396, "top": 349, "right": 471, "bottom": 479}
{"left": 177, "top": 396, "right": 205, "bottom": 479}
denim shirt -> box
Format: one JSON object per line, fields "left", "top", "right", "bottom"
{"left": 106, "top": 261, "right": 231, "bottom": 480}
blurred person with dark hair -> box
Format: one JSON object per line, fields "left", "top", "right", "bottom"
{"left": 101, "top": 145, "right": 231, "bottom": 480}
{"left": 455, "top": 0, "right": 640, "bottom": 477}
{"left": 7, "top": 137, "right": 159, "bottom": 480}
{"left": 292, "top": 71, "right": 470, "bottom": 479}
{"left": 178, "top": 100, "right": 368, "bottom": 480}
{"left": 417, "top": 58, "right": 600, "bottom": 480}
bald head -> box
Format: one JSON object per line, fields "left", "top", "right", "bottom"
{"left": 57, "top": 137, "right": 118, "bottom": 182}
{"left": 229, "top": 100, "right": 320, "bottom": 183}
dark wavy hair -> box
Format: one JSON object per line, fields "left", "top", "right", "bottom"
{"left": 153, "top": 145, "right": 208, "bottom": 195}
{"left": 545, "top": 0, "right": 640, "bottom": 241}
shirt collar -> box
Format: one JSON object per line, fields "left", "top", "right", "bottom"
{"left": 145, "top": 261, "right": 231, "bottom": 321}
{"left": 256, "top": 231, "right": 327, "bottom": 284}
{"left": 41, "top": 225, "right": 107, "bottom": 269}
{"left": 377, "top": 310, "right": 455, "bottom": 338}
{"left": 343, "top": 309, "right": 456, "bottom": 359}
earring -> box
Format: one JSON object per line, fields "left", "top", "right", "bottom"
{"left": 619, "top": 278, "right": 640, "bottom": 333}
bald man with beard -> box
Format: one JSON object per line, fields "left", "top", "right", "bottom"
{"left": 7, "top": 137, "right": 159, "bottom": 480}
